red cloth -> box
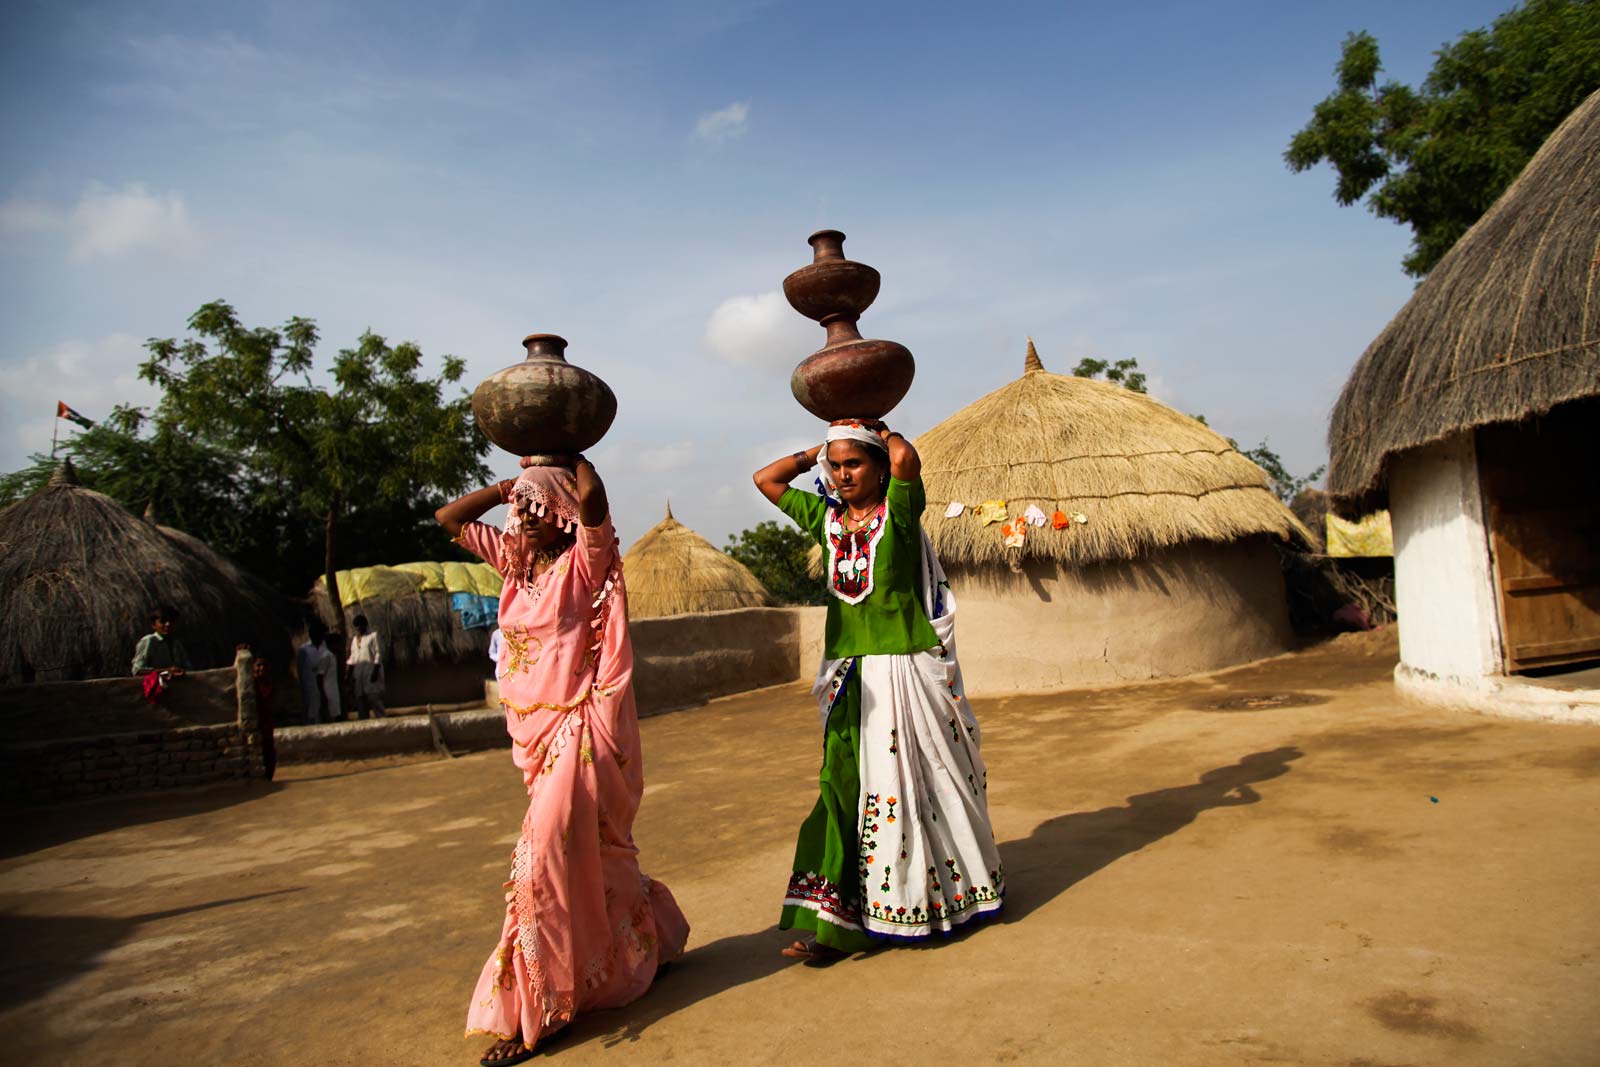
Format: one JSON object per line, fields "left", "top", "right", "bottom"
{"left": 140, "top": 670, "right": 167, "bottom": 705}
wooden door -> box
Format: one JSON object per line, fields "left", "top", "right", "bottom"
{"left": 1477, "top": 398, "right": 1600, "bottom": 673}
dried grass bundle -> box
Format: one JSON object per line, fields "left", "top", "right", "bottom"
{"left": 307, "top": 574, "right": 490, "bottom": 669}
{"left": 622, "top": 504, "right": 773, "bottom": 619}
{"left": 1327, "top": 88, "right": 1600, "bottom": 517}
{"left": 914, "top": 347, "right": 1308, "bottom": 567}
{"left": 0, "top": 461, "right": 295, "bottom": 683}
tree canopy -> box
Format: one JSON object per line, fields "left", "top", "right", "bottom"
{"left": 725, "top": 520, "right": 827, "bottom": 606}
{"left": 4, "top": 301, "right": 491, "bottom": 604}
{"left": 1286, "top": 0, "right": 1600, "bottom": 276}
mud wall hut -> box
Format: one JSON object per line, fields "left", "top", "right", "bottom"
{"left": 1326, "top": 89, "right": 1600, "bottom": 716}
{"left": 622, "top": 504, "right": 774, "bottom": 619}
{"left": 310, "top": 560, "right": 502, "bottom": 707}
{"left": 0, "top": 461, "right": 295, "bottom": 686}
{"left": 911, "top": 343, "right": 1307, "bottom": 692}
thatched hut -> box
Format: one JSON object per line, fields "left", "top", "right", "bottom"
{"left": 308, "top": 560, "right": 503, "bottom": 707}
{"left": 0, "top": 461, "right": 294, "bottom": 684}
{"left": 911, "top": 342, "right": 1307, "bottom": 691}
{"left": 1325, "top": 89, "right": 1600, "bottom": 718}
{"left": 623, "top": 504, "right": 774, "bottom": 619}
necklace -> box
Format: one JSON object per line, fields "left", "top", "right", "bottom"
{"left": 843, "top": 502, "right": 882, "bottom": 531}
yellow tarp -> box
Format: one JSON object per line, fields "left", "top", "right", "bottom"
{"left": 327, "top": 560, "right": 503, "bottom": 602}
{"left": 1326, "top": 511, "right": 1394, "bottom": 558}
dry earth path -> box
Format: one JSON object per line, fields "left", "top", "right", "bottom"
{"left": 2, "top": 631, "right": 1597, "bottom": 1065}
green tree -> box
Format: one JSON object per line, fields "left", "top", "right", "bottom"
{"left": 1286, "top": 0, "right": 1600, "bottom": 276}
{"left": 725, "top": 520, "right": 826, "bottom": 606}
{"left": 1071, "top": 356, "right": 1147, "bottom": 392}
{"left": 2, "top": 301, "right": 493, "bottom": 603}
{"left": 1240, "top": 440, "right": 1326, "bottom": 504}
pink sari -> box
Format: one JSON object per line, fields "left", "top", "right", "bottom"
{"left": 456, "top": 468, "right": 688, "bottom": 1049}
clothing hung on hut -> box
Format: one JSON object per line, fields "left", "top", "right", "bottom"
{"left": 454, "top": 467, "right": 687, "bottom": 1050}
{"left": 776, "top": 474, "right": 1004, "bottom": 949}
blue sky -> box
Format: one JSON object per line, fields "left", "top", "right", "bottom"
{"left": 0, "top": 0, "right": 1515, "bottom": 556}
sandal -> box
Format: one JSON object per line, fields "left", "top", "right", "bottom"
{"left": 779, "top": 938, "right": 847, "bottom": 964}
{"left": 479, "top": 1024, "right": 569, "bottom": 1066}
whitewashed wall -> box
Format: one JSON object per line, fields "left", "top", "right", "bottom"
{"left": 1389, "top": 433, "right": 1503, "bottom": 684}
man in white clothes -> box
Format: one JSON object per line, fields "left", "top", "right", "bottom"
{"left": 346, "top": 614, "right": 385, "bottom": 719}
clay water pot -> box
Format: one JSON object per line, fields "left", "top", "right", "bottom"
{"left": 784, "top": 229, "right": 914, "bottom": 421}
{"left": 471, "top": 334, "right": 617, "bottom": 459}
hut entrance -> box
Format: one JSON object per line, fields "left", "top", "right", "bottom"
{"left": 1477, "top": 398, "right": 1600, "bottom": 674}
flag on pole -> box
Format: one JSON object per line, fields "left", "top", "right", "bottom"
{"left": 56, "top": 401, "right": 94, "bottom": 428}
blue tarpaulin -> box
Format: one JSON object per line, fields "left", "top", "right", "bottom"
{"left": 450, "top": 592, "right": 500, "bottom": 630}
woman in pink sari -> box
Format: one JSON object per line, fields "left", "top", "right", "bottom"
{"left": 436, "top": 457, "right": 689, "bottom": 1065}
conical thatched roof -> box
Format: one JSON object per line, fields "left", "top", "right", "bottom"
{"left": 916, "top": 347, "right": 1309, "bottom": 567}
{"left": 1327, "top": 89, "right": 1600, "bottom": 516}
{"left": 0, "top": 469, "right": 295, "bottom": 684}
{"left": 623, "top": 503, "right": 773, "bottom": 619}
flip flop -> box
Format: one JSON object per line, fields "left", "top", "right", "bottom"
{"left": 479, "top": 1024, "right": 569, "bottom": 1066}
{"left": 780, "top": 938, "right": 847, "bottom": 964}
{"left": 479, "top": 1042, "right": 534, "bottom": 1067}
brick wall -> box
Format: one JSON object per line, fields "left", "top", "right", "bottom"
{"left": 0, "top": 649, "right": 268, "bottom": 806}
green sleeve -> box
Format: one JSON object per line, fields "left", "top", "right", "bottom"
{"left": 777, "top": 487, "right": 829, "bottom": 544}
{"left": 131, "top": 634, "right": 154, "bottom": 675}
{"left": 886, "top": 476, "right": 925, "bottom": 533}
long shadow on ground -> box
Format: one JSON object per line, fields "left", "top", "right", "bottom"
{"left": 0, "top": 889, "right": 303, "bottom": 1013}
{"left": 997, "top": 746, "right": 1303, "bottom": 923}
{"left": 585, "top": 747, "right": 1302, "bottom": 1048}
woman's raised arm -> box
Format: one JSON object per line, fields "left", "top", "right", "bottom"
{"left": 434, "top": 481, "right": 513, "bottom": 539}
{"left": 753, "top": 444, "right": 823, "bottom": 505}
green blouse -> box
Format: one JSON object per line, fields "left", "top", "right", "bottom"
{"left": 778, "top": 476, "right": 940, "bottom": 659}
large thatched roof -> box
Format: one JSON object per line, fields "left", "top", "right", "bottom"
{"left": 623, "top": 504, "right": 773, "bottom": 619}
{"left": 0, "top": 462, "right": 295, "bottom": 684}
{"left": 916, "top": 343, "right": 1308, "bottom": 567}
{"left": 1327, "top": 88, "right": 1600, "bottom": 516}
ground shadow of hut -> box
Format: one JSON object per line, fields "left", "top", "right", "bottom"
{"left": 1326, "top": 88, "right": 1600, "bottom": 720}
{"left": 908, "top": 343, "right": 1310, "bottom": 692}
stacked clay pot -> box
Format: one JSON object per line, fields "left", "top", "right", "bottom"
{"left": 471, "top": 334, "right": 617, "bottom": 461}
{"left": 784, "top": 230, "right": 915, "bottom": 421}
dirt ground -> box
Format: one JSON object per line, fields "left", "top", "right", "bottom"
{"left": 3, "top": 630, "right": 1597, "bottom": 1066}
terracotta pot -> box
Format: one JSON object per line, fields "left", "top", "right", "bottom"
{"left": 783, "top": 230, "right": 914, "bottom": 421}
{"left": 471, "top": 334, "right": 617, "bottom": 458}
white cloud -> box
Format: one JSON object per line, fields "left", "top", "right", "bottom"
{"left": 0, "top": 183, "right": 200, "bottom": 261}
{"left": 693, "top": 100, "right": 750, "bottom": 143}
{"left": 704, "top": 290, "right": 815, "bottom": 368}
{"left": 0, "top": 334, "right": 159, "bottom": 466}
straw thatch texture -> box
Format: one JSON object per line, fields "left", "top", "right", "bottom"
{"left": 623, "top": 504, "right": 773, "bottom": 619}
{"left": 915, "top": 350, "right": 1308, "bottom": 567}
{"left": 0, "top": 465, "right": 295, "bottom": 684}
{"left": 308, "top": 573, "right": 491, "bottom": 670}
{"left": 1327, "top": 88, "right": 1600, "bottom": 516}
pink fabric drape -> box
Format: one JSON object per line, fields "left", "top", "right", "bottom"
{"left": 457, "top": 468, "right": 688, "bottom": 1048}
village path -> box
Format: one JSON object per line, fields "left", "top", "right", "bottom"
{"left": 2, "top": 631, "right": 1597, "bottom": 1066}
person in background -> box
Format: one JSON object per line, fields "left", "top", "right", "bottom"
{"left": 321, "top": 630, "right": 345, "bottom": 722}
{"left": 294, "top": 621, "right": 333, "bottom": 725}
{"left": 346, "top": 614, "right": 385, "bottom": 719}
{"left": 132, "top": 605, "right": 190, "bottom": 705}
{"left": 487, "top": 626, "right": 503, "bottom": 672}
{"left": 247, "top": 650, "right": 278, "bottom": 781}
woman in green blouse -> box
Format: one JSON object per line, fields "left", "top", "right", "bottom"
{"left": 754, "top": 420, "right": 1004, "bottom": 963}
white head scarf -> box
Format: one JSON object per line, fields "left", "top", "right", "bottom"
{"left": 816, "top": 423, "right": 889, "bottom": 494}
